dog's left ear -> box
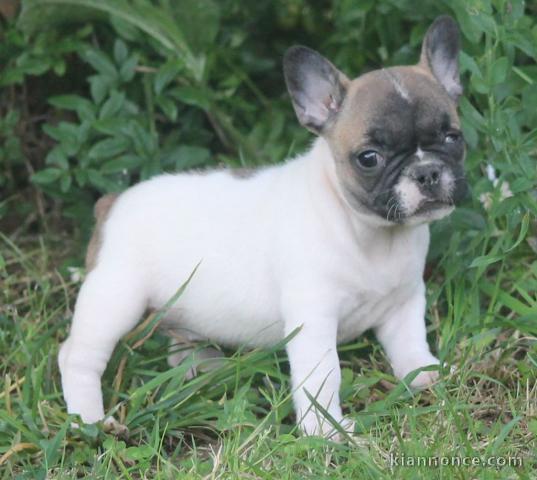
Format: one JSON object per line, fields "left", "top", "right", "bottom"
{"left": 420, "top": 15, "right": 462, "bottom": 101}
{"left": 283, "top": 46, "right": 349, "bottom": 134}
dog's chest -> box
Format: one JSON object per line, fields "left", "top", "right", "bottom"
{"left": 334, "top": 228, "right": 428, "bottom": 342}
{"left": 336, "top": 283, "right": 415, "bottom": 343}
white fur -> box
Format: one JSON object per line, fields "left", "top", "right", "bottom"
{"left": 384, "top": 69, "right": 410, "bottom": 101}
{"left": 59, "top": 137, "right": 440, "bottom": 436}
{"left": 441, "top": 167, "right": 455, "bottom": 195}
{"left": 395, "top": 176, "right": 425, "bottom": 215}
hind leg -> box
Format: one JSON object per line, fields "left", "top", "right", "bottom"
{"left": 59, "top": 266, "right": 146, "bottom": 423}
{"left": 167, "top": 337, "right": 223, "bottom": 380}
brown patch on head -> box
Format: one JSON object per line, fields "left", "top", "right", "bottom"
{"left": 321, "top": 60, "right": 466, "bottom": 223}
{"left": 283, "top": 16, "right": 466, "bottom": 223}
{"left": 330, "top": 66, "right": 459, "bottom": 156}
{"left": 85, "top": 193, "right": 119, "bottom": 271}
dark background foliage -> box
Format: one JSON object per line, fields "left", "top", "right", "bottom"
{"left": 2, "top": 0, "right": 535, "bottom": 241}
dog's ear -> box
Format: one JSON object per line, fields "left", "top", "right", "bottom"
{"left": 420, "top": 15, "right": 462, "bottom": 101}
{"left": 283, "top": 46, "right": 349, "bottom": 134}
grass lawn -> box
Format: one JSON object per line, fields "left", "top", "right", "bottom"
{"left": 0, "top": 221, "right": 535, "bottom": 478}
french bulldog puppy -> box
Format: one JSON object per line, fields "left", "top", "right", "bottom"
{"left": 59, "top": 16, "right": 467, "bottom": 437}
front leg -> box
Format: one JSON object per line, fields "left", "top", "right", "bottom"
{"left": 375, "top": 282, "right": 440, "bottom": 388}
{"left": 283, "top": 301, "right": 352, "bottom": 438}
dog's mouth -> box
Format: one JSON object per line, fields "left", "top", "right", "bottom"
{"left": 371, "top": 168, "right": 464, "bottom": 224}
{"left": 414, "top": 198, "right": 454, "bottom": 215}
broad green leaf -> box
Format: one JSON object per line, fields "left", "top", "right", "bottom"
{"left": 15, "top": 54, "right": 53, "bottom": 76}
{"left": 60, "top": 173, "right": 72, "bottom": 192}
{"left": 89, "top": 74, "right": 111, "bottom": 104}
{"left": 459, "top": 51, "right": 481, "bottom": 77}
{"left": 451, "top": 3, "right": 483, "bottom": 43}
{"left": 509, "top": 177, "right": 535, "bottom": 194}
{"left": 53, "top": 59, "right": 66, "bottom": 75}
{"left": 88, "top": 136, "right": 130, "bottom": 159}
{"left": 113, "top": 38, "right": 128, "bottom": 64}
{"left": 460, "top": 117, "right": 478, "bottom": 150}
{"left": 0, "top": 67, "right": 25, "bottom": 86}
{"left": 490, "top": 57, "right": 509, "bottom": 85}
{"left": 119, "top": 54, "right": 138, "bottom": 82}
{"left": 48, "top": 94, "right": 92, "bottom": 111}
{"left": 81, "top": 48, "right": 118, "bottom": 78}
{"left": 42, "top": 122, "right": 81, "bottom": 154}
{"left": 156, "top": 95, "right": 177, "bottom": 121}
{"left": 74, "top": 168, "right": 88, "bottom": 186}
{"left": 126, "top": 121, "right": 157, "bottom": 156}
{"left": 101, "top": 154, "right": 141, "bottom": 173}
{"left": 18, "top": 0, "right": 101, "bottom": 34}
{"left": 110, "top": 14, "right": 141, "bottom": 41}
{"left": 19, "top": 0, "right": 200, "bottom": 77}
{"left": 77, "top": 102, "right": 97, "bottom": 123}
{"left": 164, "top": 145, "right": 211, "bottom": 170}
{"left": 154, "top": 59, "right": 183, "bottom": 95}
{"left": 93, "top": 117, "right": 126, "bottom": 136}
{"left": 470, "top": 73, "right": 489, "bottom": 94}
{"left": 87, "top": 168, "right": 119, "bottom": 191}
{"left": 507, "top": 31, "right": 537, "bottom": 58}
{"left": 459, "top": 97, "right": 485, "bottom": 130}
{"left": 31, "top": 168, "right": 63, "bottom": 184}
{"left": 45, "top": 147, "right": 69, "bottom": 168}
{"left": 168, "top": 0, "right": 220, "bottom": 54}
{"left": 170, "top": 86, "right": 210, "bottom": 110}
{"left": 99, "top": 90, "right": 126, "bottom": 119}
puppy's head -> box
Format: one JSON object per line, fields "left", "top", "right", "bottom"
{"left": 284, "top": 16, "right": 468, "bottom": 225}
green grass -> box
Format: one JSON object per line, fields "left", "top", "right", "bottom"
{"left": 0, "top": 226, "right": 535, "bottom": 478}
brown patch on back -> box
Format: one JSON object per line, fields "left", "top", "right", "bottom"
{"left": 230, "top": 167, "right": 257, "bottom": 179}
{"left": 85, "top": 193, "right": 119, "bottom": 271}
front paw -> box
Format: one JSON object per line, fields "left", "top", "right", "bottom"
{"left": 393, "top": 352, "right": 440, "bottom": 388}
{"left": 409, "top": 369, "right": 439, "bottom": 388}
{"left": 299, "top": 413, "right": 355, "bottom": 441}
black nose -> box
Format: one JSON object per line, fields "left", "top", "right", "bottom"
{"left": 411, "top": 164, "right": 442, "bottom": 189}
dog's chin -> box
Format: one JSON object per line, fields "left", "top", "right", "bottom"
{"left": 350, "top": 199, "right": 455, "bottom": 228}
{"left": 402, "top": 201, "right": 455, "bottom": 226}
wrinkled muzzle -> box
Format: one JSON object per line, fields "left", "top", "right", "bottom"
{"left": 393, "top": 159, "right": 465, "bottom": 222}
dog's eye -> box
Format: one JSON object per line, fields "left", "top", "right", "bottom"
{"left": 356, "top": 150, "right": 383, "bottom": 170}
{"left": 444, "top": 131, "right": 461, "bottom": 144}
